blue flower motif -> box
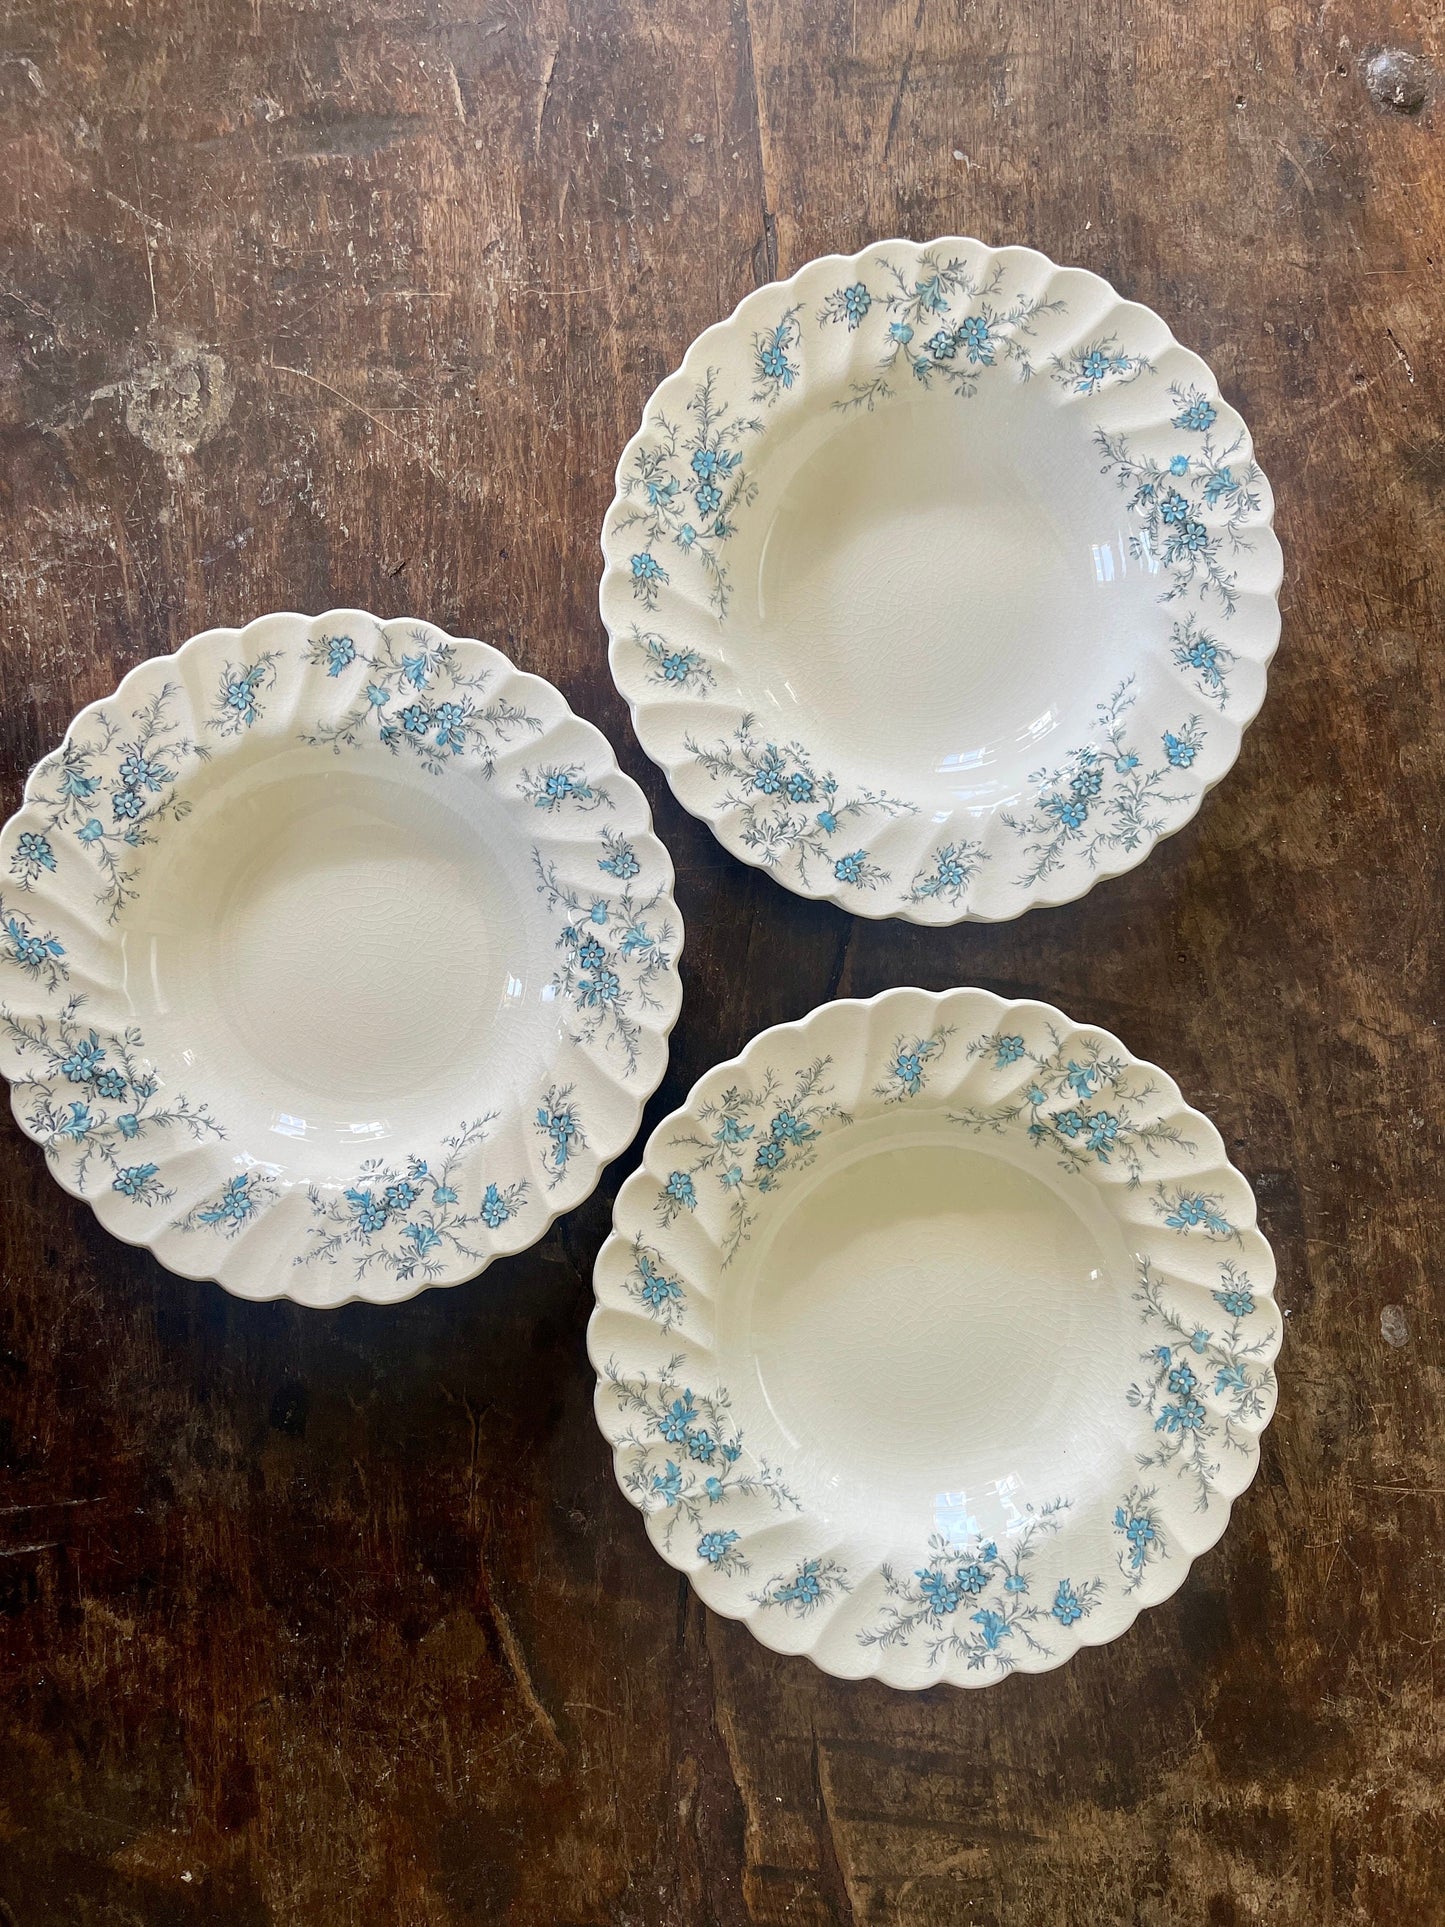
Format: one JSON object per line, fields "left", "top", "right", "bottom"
{"left": 1173, "top": 519, "right": 1209, "bottom": 554}
{"left": 721, "top": 1165, "right": 742, "bottom": 1187}
{"left": 1025, "top": 1084, "right": 1047, "bottom": 1107}
{"left": 432, "top": 700, "right": 466, "bottom": 753}
{"left": 754, "top": 1139, "right": 786, "bottom": 1171}
{"left": 57, "top": 1100, "right": 92, "bottom": 1140}
{"left": 1159, "top": 488, "right": 1191, "bottom": 526}
{"left": 1114, "top": 753, "right": 1140, "bottom": 773}
{"left": 714, "top": 1115, "right": 753, "bottom": 1145}
{"left": 1166, "top": 1361, "right": 1198, "bottom": 1397}
{"left": 1085, "top": 1111, "right": 1119, "bottom": 1159}
{"left": 971, "top": 1608, "right": 1008, "bottom": 1650}
{"left": 481, "top": 1183, "right": 513, "bottom": 1229}
{"left": 752, "top": 750, "right": 784, "bottom": 795}
{"left": 757, "top": 337, "right": 791, "bottom": 383}
{"left": 888, "top": 321, "right": 914, "bottom": 345}
{"left": 116, "top": 1113, "right": 139, "bottom": 1138}
{"left": 1204, "top": 467, "right": 1236, "bottom": 506}
{"left": 918, "top": 1569, "right": 961, "bottom": 1615}
{"left": 77, "top": 818, "right": 104, "bottom": 843}
{"left": 118, "top": 752, "right": 168, "bottom": 793}
{"left": 652, "top": 1460, "right": 683, "bottom": 1505}
{"left": 676, "top": 523, "right": 697, "bottom": 549}
{"left": 959, "top": 314, "right": 994, "bottom": 363}
{"left": 816, "top": 809, "right": 838, "bottom": 834}
{"left": 1053, "top": 1108, "right": 1086, "bottom": 1139}
{"left": 366, "top": 683, "right": 390, "bottom": 707}
{"left": 399, "top": 1222, "right": 440, "bottom": 1257}
{"left": 894, "top": 1051, "right": 923, "bottom": 1093}
{"left": 93, "top": 1067, "right": 127, "bottom": 1100}
{"left": 1171, "top": 1194, "right": 1211, "bottom": 1226}
{"left": 687, "top": 1430, "right": 716, "bottom": 1464}
{"left": 630, "top": 551, "right": 667, "bottom": 585}
{"left": 698, "top": 1529, "right": 739, "bottom": 1566}
{"left": 400, "top": 703, "right": 430, "bottom": 735}
{"left": 691, "top": 447, "right": 720, "bottom": 481}
{"left": 59, "top": 769, "right": 99, "bottom": 800}
{"left": 1052, "top": 1581, "right": 1084, "bottom": 1626}
{"left": 111, "top": 788, "right": 143, "bottom": 821}
{"left": 1191, "top": 1328, "right": 1211, "bottom": 1353}
{"left": 579, "top": 967, "right": 621, "bottom": 1007}
{"left": 833, "top": 849, "right": 867, "bottom": 885}
{"left": 1169, "top": 453, "right": 1190, "bottom": 475}
{"left": 645, "top": 476, "right": 677, "bottom": 508}
{"left": 325, "top": 635, "right": 356, "bottom": 676}
{"left": 15, "top": 831, "right": 56, "bottom": 873}
{"left": 661, "top": 651, "right": 696, "bottom": 682}
{"left": 770, "top": 1110, "right": 810, "bottom": 1145}
{"left": 704, "top": 1476, "right": 725, "bottom": 1502}
{"left": 1156, "top": 1396, "right": 1207, "bottom": 1434}
{"left": 1003, "top": 1572, "right": 1029, "bottom": 1595}
{"left": 1182, "top": 636, "right": 1219, "bottom": 675}
{"left": 659, "top": 1393, "right": 696, "bottom": 1443}
{"left": 598, "top": 841, "right": 640, "bottom": 879}
{"left": 785, "top": 770, "right": 814, "bottom": 803}
{"left": 637, "top": 1257, "right": 683, "bottom": 1313}
{"left": 400, "top": 654, "right": 428, "bottom": 689}
{"left": 588, "top": 901, "right": 609, "bottom": 926}
{"left": 432, "top": 1184, "right": 457, "bottom": 1205}
{"left": 347, "top": 1189, "right": 389, "bottom": 1233}
{"left": 993, "top": 1036, "right": 1026, "bottom": 1068}
{"left": 1176, "top": 395, "right": 1217, "bottom": 431}
{"left": 1071, "top": 766, "right": 1103, "bottom": 802}
{"left": 841, "top": 283, "right": 871, "bottom": 325}
{"left": 112, "top": 1163, "right": 158, "bottom": 1197}
{"left": 925, "top": 327, "right": 958, "bottom": 361}
{"left": 914, "top": 275, "right": 947, "bottom": 312}
{"left": 694, "top": 481, "right": 722, "bottom": 516}
{"left": 60, "top": 1037, "right": 104, "bottom": 1082}
{"left": 1049, "top": 797, "right": 1088, "bottom": 830}
{"left": 578, "top": 937, "right": 606, "bottom": 971}
{"left": 1163, "top": 731, "right": 1198, "bottom": 768}
{"left": 956, "top": 1561, "right": 990, "bottom": 1595}
{"left": 384, "top": 1180, "right": 418, "bottom": 1212}
{"left": 1214, "top": 1283, "right": 1255, "bottom": 1319}
{"left": 665, "top": 1171, "right": 696, "bottom": 1209}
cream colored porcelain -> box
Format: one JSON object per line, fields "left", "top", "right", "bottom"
{"left": 0, "top": 611, "right": 682, "bottom": 1305}
{"left": 591, "top": 987, "right": 1279, "bottom": 1688}
{"left": 601, "top": 238, "right": 1281, "bottom": 921}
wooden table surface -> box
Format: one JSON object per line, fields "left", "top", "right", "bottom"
{"left": 1, "top": 3, "right": 1441, "bottom": 1922}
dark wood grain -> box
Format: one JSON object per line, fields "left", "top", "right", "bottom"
{"left": 1, "top": 1, "right": 1441, "bottom": 1921}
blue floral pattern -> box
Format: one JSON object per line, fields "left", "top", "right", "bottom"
{"left": 602, "top": 1354, "right": 800, "bottom": 1569}
{"left": 1153, "top": 1186, "right": 1238, "bottom": 1241}
{"left": 653, "top": 1055, "right": 848, "bottom": 1265}
{"left": 21, "top": 681, "right": 207, "bottom": 920}
{"left": 951, "top": 1024, "right": 1194, "bottom": 1185}
{"left": 178, "top": 1168, "right": 279, "bottom": 1238}
{"left": 2, "top": 897, "right": 69, "bottom": 994}
{"left": 1129, "top": 1258, "right": 1277, "bottom": 1507}
{"left": 298, "top": 1119, "right": 528, "bottom": 1286}
{"left": 826, "top": 251, "right": 1065, "bottom": 412}
{"left": 629, "top": 625, "right": 715, "bottom": 696}
{"left": 615, "top": 370, "right": 761, "bottom": 616}
{"left": 858, "top": 1508, "right": 1105, "bottom": 1675}
{"left": 907, "top": 839, "right": 988, "bottom": 910}
{"left": 752, "top": 306, "right": 802, "bottom": 405}
{"left": 1169, "top": 614, "right": 1235, "bottom": 710}
{"left": 0, "top": 996, "right": 221, "bottom": 1200}
{"left": 1113, "top": 1485, "right": 1167, "bottom": 1591}
{"left": 1050, "top": 336, "right": 1155, "bottom": 395}
{"left": 622, "top": 1235, "right": 687, "bottom": 1334}
{"left": 534, "top": 1084, "right": 585, "bottom": 1189}
{"left": 1000, "top": 678, "right": 1204, "bottom": 890}
{"left": 1095, "top": 383, "right": 1265, "bottom": 615}
{"left": 682, "top": 714, "right": 915, "bottom": 892}
{"left": 751, "top": 1557, "right": 851, "bottom": 1616}
{"left": 874, "top": 1027, "right": 953, "bottom": 1103}
{"left": 302, "top": 628, "right": 543, "bottom": 773}
{"left": 208, "top": 652, "right": 281, "bottom": 737}
{"left": 532, "top": 851, "right": 678, "bottom": 1075}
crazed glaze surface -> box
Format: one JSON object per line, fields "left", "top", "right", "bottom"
{"left": 601, "top": 238, "right": 1282, "bottom": 922}
{"left": 591, "top": 987, "right": 1279, "bottom": 1688}
{"left": 0, "top": 611, "right": 683, "bottom": 1306}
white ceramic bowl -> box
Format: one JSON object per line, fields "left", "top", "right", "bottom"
{"left": 591, "top": 987, "right": 1279, "bottom": 1688}
{"left": 601, "top": 238, "right": 1281, "bottom": 922}
{"left": 0, "top": 611, "right": 683, "bottom": 1306}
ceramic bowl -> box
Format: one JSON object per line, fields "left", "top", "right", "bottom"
{"left": 590, "top": 987, "right": 1279, "bottom": 1688}
{"left": 601, "top": 238, "right": 1281, "bottom": 922}
{"left": 0, "top": 611, "right": 683, "bottom": 1306}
